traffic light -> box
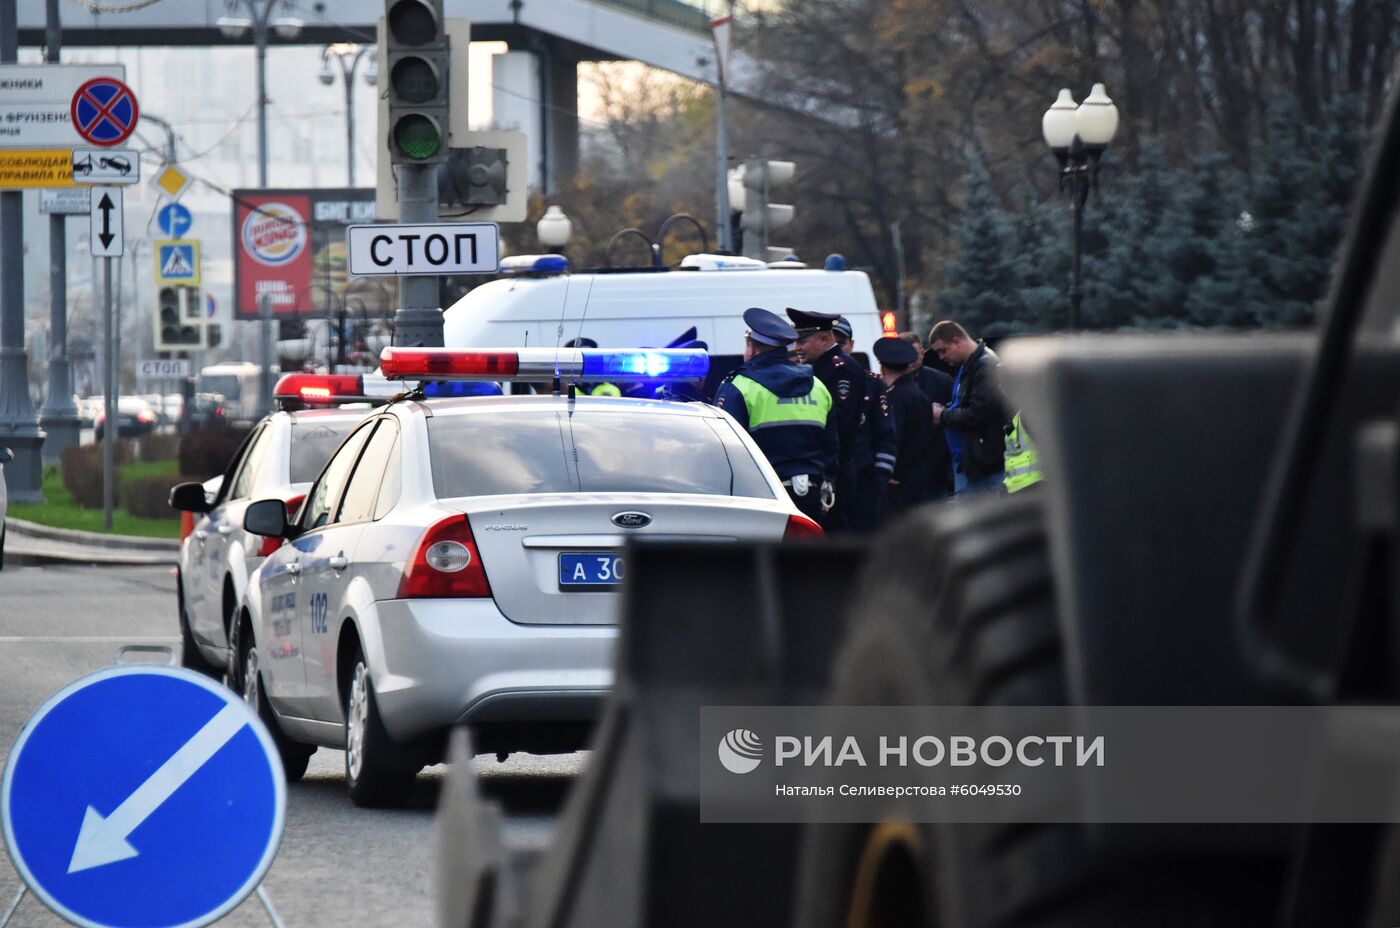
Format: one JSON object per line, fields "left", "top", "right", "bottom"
{"left": 384, "top": 0, "right": 450, "bottom": 164}
{"left": 739, "top": 159, "right": 796, "bottom": 262}
{"left": 156, "top": 286, "right": 181, "bottom": 350}
{"left": 156, "top": 286, "right": 205, "bottom": 350}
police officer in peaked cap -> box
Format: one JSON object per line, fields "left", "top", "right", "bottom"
{"left": 873, "top": 335, "right": 939, "bottom": 517}
{"left": 787, "top": 307, "right": 864, "bottom": 531}
{"left": 716, "top": 308, "right": 838, "bottom": 526}
{"left": 832, "top": 316, "right": 857, "bottom": 360}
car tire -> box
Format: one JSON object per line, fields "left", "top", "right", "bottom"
{"left": 344, "top": 647, "right": 417, "bottom": 808}
{"left": 177, "top": 582, "right": 224, "bottom": 680}
{"left": 238, "top": 616, "right": 314, "bottom": 783}
{"left": 793, "top": 493, "right": 1278, "bottom": 928}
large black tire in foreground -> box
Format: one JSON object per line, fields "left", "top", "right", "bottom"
{"left": 793, "top": 492, "right": 1279, "bottom": 928}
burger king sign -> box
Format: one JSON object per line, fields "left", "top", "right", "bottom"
{"left": 234, "top": 192, "right": 313, "bottom": 318}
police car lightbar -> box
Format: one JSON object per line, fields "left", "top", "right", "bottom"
{"left": 379, "top": 348, "right": 710, "bottom": 384}
{"left": 499, "top": 255, "right": 569, "bottom": 276}
{"left": 273, "top": 373, "right": 371, "bottom": 405}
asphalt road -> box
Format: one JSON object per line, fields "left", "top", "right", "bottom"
{"left": 0, "top": 563, "right": 582, "bottom": 927}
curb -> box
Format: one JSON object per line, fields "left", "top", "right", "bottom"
{"left": 5, "top": 542, "right": 177, "bottom": 567}
{"left": 6, "top": 517, "right": 179, "bottom": 552}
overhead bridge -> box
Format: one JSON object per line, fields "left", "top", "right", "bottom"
{"left": 16, "top": 0, "right": 755, "bottom": 190}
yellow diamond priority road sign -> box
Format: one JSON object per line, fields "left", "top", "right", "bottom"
{"left": 152, "top": 163, "right": 191, "bottom": 200}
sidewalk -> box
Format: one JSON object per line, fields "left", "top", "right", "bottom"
{"left": 4, "top": 518, "right": 179, "bottom": 567}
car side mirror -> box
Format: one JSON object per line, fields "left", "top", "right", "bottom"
{"left": 0, "top": 447, "right": 12, "bottom": 464}
{"left": 168, "top": 481, "right": 212, "bottom": 513}
{"left": 243, "top": 498, "right": 291, "bottom": 538}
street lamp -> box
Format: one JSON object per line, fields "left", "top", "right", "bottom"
{"left": 537, "top": 205, "right": 573, "bottom": 254}
{"left": 217, "top": 1, "right": 304, "bottom": 188}
{"left": 320, "top": 44, "right": 376, "bottom": 187}
{"left": 1043, "top": 82, "right": 1120, "bottom": 330}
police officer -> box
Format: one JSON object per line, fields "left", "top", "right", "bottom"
{"left": 716, "top": 308, "right": 838, "bottom": 525}
{"left": 873, "top": 336, "right": 938, "bottom": 517}
{"left": 565, "top": 336, "right": 621, "bottom": 397}
{"left": 787, "top": 307, "right": 863, "bottom": 531}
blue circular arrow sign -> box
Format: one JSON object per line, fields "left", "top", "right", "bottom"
{"left": 157, "top": 202, "right": 193, "bottom": 239}
{"left": 2, "top": 666, "right": 285, "bottom": 928}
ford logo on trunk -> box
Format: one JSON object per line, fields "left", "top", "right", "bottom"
{"left": 612, "top": 511, "right": 651, "bottom": 529}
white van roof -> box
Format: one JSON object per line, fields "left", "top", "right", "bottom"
{"left": 442, "top": 265, "right": 885, "bottom": 356}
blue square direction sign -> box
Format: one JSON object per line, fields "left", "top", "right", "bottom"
{"left": 2, "top": 665, "right": 285, "bottom": 928}
{"left": 154, "top": 239, "right": 200, "bottom": 286}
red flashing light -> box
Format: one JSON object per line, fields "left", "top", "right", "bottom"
{"left": 273, "top": 373, "right": 365, "bottom": 404}
{"left": 783, "top": 513, "right": 824, "bottom": 541}
{"left": 881, "top": 311, "right": 898, "bottom": 334}
{"left": 379, "top": 348, "right": 519, "bottom": 380}
{"left": 398, "top": 514, "right": 493, "bottom": 599}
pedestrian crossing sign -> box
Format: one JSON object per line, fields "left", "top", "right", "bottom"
{"left": 155, "top": 238, "right": 200, "bottom": 286}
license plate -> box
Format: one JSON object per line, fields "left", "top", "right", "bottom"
{"left": 558, "top": 553, "right": 624, "bottom": 590}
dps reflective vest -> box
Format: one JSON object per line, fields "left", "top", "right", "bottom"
{"left": 589, "top": 383, "right": 621, "bottom": 397}
{"left": 1003, "top": 411, "right": 1043, "bottom": 493}
{"left": 715, "top": 349, "right": 837, "bottom": 480}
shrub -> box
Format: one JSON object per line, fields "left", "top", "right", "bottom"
{"left": 134, "top": 433, "right": 180, "bottom": 463}
{"left": 59, "top": 444, "right": 125, "bottom": 509}
{"left": 179, "top": 427, "right": 251, "bottom": 480}
{"left": 122, "top": 475, "right": 185, "bottom": 520}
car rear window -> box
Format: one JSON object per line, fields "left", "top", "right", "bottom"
{"left": 289, "top": 420, "right": 358, "bottom": 483}
{"left": 427, "top": 410, "right": 774, "bottom": 499}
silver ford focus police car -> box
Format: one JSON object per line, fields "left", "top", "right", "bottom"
{"left": 168, "top": 391, "right": 372, "bottom": 680}
{"left": 237, "top": 347, "right": 821, "bottom": 806}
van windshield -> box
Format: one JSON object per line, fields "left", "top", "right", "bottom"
{"left": 197, "top": 375, "right": 243, "bottom": 402}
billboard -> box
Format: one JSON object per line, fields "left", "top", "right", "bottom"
{"left": 232, "top": 188, "right": 397, "bottom": 321}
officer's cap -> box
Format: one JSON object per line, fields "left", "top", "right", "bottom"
{"left": 873, "top": 335, "right": 918, "bottom": 368}
{"left": 833, "top": 316, "right": 853, "bottom": 340}
{"left": 744, "top": 307, "right": 798, "bottom": 347}
{"left": 564, "top": 336, "right": 598, "bottom": 349}
{"left": 785, "top": 307, "right": 842, "bottom": 335}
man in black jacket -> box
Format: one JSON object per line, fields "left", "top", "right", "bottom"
{"left": 788, "top": 307, "right": 864, "bottom": 530}
{"left": 928, "top": 320, "right": 1008, "bottom": 497}
{"left": 873, "top": 336, "right": 939, "bottom": 516}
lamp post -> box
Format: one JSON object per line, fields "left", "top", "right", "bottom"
{"left": 217, "top": 2, "right": 304, "bottom": 188}
{"left": 319, "top": 44, "right": 377, "bottom": 187}
{"left": 1042, "top": 82, "right": 1120, "bottom": 331}
{"left": 537, "top": 205, "right": 573, "bottom": 255}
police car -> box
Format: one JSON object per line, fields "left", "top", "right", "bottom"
{"left": 168, "top": 383, "right": 375, "bottom": 681}
{"left": 235, "top": 347, "right": 820, "bottom": 806}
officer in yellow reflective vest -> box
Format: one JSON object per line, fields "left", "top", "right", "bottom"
{"left": 1003, "top": 410, "right": 1043, "bottom": 493}
{"left": 716, "top": 308, "right": 839, "bottom": 525}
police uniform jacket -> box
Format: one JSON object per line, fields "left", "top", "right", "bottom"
{"left": 884, "top": 370, "right": 939, "bottom": 509}
{"left": 852, "top": 369, "right": 897, "bottom": 489}
{"left": 810, "top": 343, "right": 864, "bottom": 485}
{"left": 716, "top": 348, "right": 839, "bottom": 481}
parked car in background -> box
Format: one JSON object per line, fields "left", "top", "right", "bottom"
{"left": 159, "top": 392, "right": 230, "bottom": 431}
{"left": 93, "top": 396, "right": 160, "bottom": 440}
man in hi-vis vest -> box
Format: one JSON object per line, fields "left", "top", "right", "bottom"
{"left": 1003, "top": 411, "right": 1044, "bottom": 493}
{"left": 716, "top": 308, "right": 839, "bottom": 525}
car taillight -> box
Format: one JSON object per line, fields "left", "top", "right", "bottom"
{"left": 257, "top": 495, "right": 304, "bottom": 557}
{"left": 398, "top": 514, "right": 492, "bottom": 599}
{"left": 783, "top": 514, "right": 824, "bottom": 541}
{"left": 137, "top": 410, "right": 156, "bottom": 423}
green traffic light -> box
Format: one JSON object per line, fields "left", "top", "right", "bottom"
{"left": 393, "top": 114, "right": 441, "bottom": 160}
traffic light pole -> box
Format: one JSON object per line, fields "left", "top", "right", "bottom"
{"left": 391, "top": 164, "right": 443, "bottom": 348}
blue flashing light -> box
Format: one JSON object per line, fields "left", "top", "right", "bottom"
{"left": 499, "top": 254, "right": 570, "bottom": 276}
{"left": 582, "top": 350, "right": 709, "bottom": 382}
{"left": 422, "top": 380, "right": 504, "bottom": 398}
{"left": 824, "top": 253, "right": 847, "bottom": 271}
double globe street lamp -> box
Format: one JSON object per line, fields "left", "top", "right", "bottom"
{"left": 1042, "top": 83, "right": 1120, "bottom": 330}
{"left": 319, "top": 44, "right": 378, "bottom": 187}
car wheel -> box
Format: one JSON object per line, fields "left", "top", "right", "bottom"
{"left": 177, "top": 585, "right": 224, "bottom": 680}
{"left": 239, "top": 619, "right": 314, "bottom": 782}
{"left": 344, "top": 649, "right": 417, "bottom": 808}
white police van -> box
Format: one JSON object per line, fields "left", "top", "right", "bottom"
{"left": 442, "top": 254, "right": 887, "bottom": 396}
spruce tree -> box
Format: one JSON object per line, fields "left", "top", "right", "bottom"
{"left": 936, "top": 159, "right": 1023, "bottom": 335}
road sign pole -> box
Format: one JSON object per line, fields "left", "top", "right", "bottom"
{"left": 0, "top": 0, "right": 46, "bottom": 503}
{"left": 259, "top": 294, "right": 274, "bottom": 418}
{"left": 102, "top": 256, "right": 115, "bottom": 530}
{"left": 392, "top": 165, "right": 445, "bottom": 347}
